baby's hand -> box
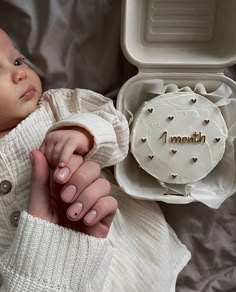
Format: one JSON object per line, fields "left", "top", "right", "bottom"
{"left": 40, "top": 127, "right": 94, "bottom": 169}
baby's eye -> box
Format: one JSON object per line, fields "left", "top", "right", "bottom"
{"left": 14, "top": 57, "right": 25, "bottom": 66}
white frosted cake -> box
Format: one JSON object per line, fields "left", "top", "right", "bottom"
{"left": 130, "top": 92, "right": 228, "bottom": 184}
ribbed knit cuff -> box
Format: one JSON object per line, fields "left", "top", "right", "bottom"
{"left": 0, "top": 211, "right": 112, "bottom": 292}
{"left": 48, "top": 113, "right": 117, "bottom": 168}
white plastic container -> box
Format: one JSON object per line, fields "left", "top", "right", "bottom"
{"left": 115, "top": 0, "right": 236, "bottom": 204}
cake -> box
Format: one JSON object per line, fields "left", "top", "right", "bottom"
{"left": 130, "top": 92, "right": 228, "bottom": 184}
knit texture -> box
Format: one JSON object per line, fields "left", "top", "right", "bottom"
{"left": 0, "top": 211, "right": 112, "bottom": 292}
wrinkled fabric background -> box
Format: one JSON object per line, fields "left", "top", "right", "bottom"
{"left": 0, "top": 1, "right": 236, "bottom": 291}
{"left": 0, "top": 0, "right": 137, "bottom": 99}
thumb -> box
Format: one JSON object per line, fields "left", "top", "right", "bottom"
{"left": 28, "top": 150, "right": 51, "bottom": 218}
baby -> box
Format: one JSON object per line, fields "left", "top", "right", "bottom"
{"left": 0, "top": 27, "right": 128, "bottom": 230}
{"left": 0, "top": 28, "right": 191, "bottom": 292}
{"left": 0, "top": 27, "right": 129, "bottom": 289}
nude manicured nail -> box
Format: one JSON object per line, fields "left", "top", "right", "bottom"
{"left": 61, "top": 185, "right": 77, "bottom": 202}
{"left": 84, "top": 210, "right": 97, "bottom": 224}
{"left": 67, "top": 202, "right": 83, "bottom": 220}
{"left": 56, "top": 167, "right": 70, "bottom": 181}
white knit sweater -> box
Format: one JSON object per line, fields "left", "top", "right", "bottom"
{"left": 0, "top": 88, "right": 190, "bottom": 291}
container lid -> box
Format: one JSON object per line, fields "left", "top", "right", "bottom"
{"left": 122, "top": 0, "right": 236, "bottom": 71}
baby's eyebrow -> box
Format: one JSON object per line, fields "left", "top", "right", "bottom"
{"left": 11, "top": 48, "right": 22, "bottom": 58}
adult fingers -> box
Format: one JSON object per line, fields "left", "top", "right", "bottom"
{"left": 60, "top": 160, "right": 101, "bottom": 203}
{"left": 28, "top": 150, "right": 51, "bottom": 219}
{"left": 83, "top": 196, "right": 118, "bottom": 226}
{"left": 81, "top": 196, "right": 118, "bottom": 238}
{"left": 66, "top": 177, "right": 110, "bottom": 220}
{"left": 53, "top": 154, "right": 84, "bottom": 184}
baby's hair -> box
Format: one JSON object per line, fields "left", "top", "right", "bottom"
{"left": 0, "top": 27, "right": 11, "bottom": 37}
{"left": 0, "top": 27, "right": 18, "bottom": 50}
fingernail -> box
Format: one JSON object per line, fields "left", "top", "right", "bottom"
{"left": 56, "top": 167, "right": 70, "bottom": 182}
{"left": 61, "top": 185, "right": 77, "bottom": 202}
{"left": 84, "top": 210, "right": 97, "bottom": 224}
{"left": 67, "top": 202, "right": 83, "bottom": 220}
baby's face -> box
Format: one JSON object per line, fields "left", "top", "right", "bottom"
{"left": 0, "top": 29, "right": 42, "bottom": 132}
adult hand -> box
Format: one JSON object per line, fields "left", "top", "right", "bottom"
{"left": 28, "top": 150, "right": 117, "bottom": 238}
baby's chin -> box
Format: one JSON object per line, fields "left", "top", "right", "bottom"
{"left": 11, "top": 108, "right": 37, "bottom": 129}
{"left": 21, "top": 98, "right": 39, "bottom": 118}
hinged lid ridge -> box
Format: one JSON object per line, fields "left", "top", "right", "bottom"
{"left": 122, "top": 0, "right": 236, "bottom": 71}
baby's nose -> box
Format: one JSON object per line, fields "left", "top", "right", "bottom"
{"left": 12, "top": 67, "right": 27, "bottom": 84}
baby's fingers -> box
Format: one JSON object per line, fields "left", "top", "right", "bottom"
{"left": 58, "top": 138, "right": 82, "bottom": 168}
{"left": 39, "top": 140, "right": 65, "bottom": 169}
{"left": 39, "top": 142, "right": 46, "bottom": 154}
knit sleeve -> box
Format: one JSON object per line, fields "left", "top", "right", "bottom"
{"left": 44, "top": 88, "right": 129, "bottom": 168}
{"left": 0, "top": 211, "right": 113, "bottom": 292}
